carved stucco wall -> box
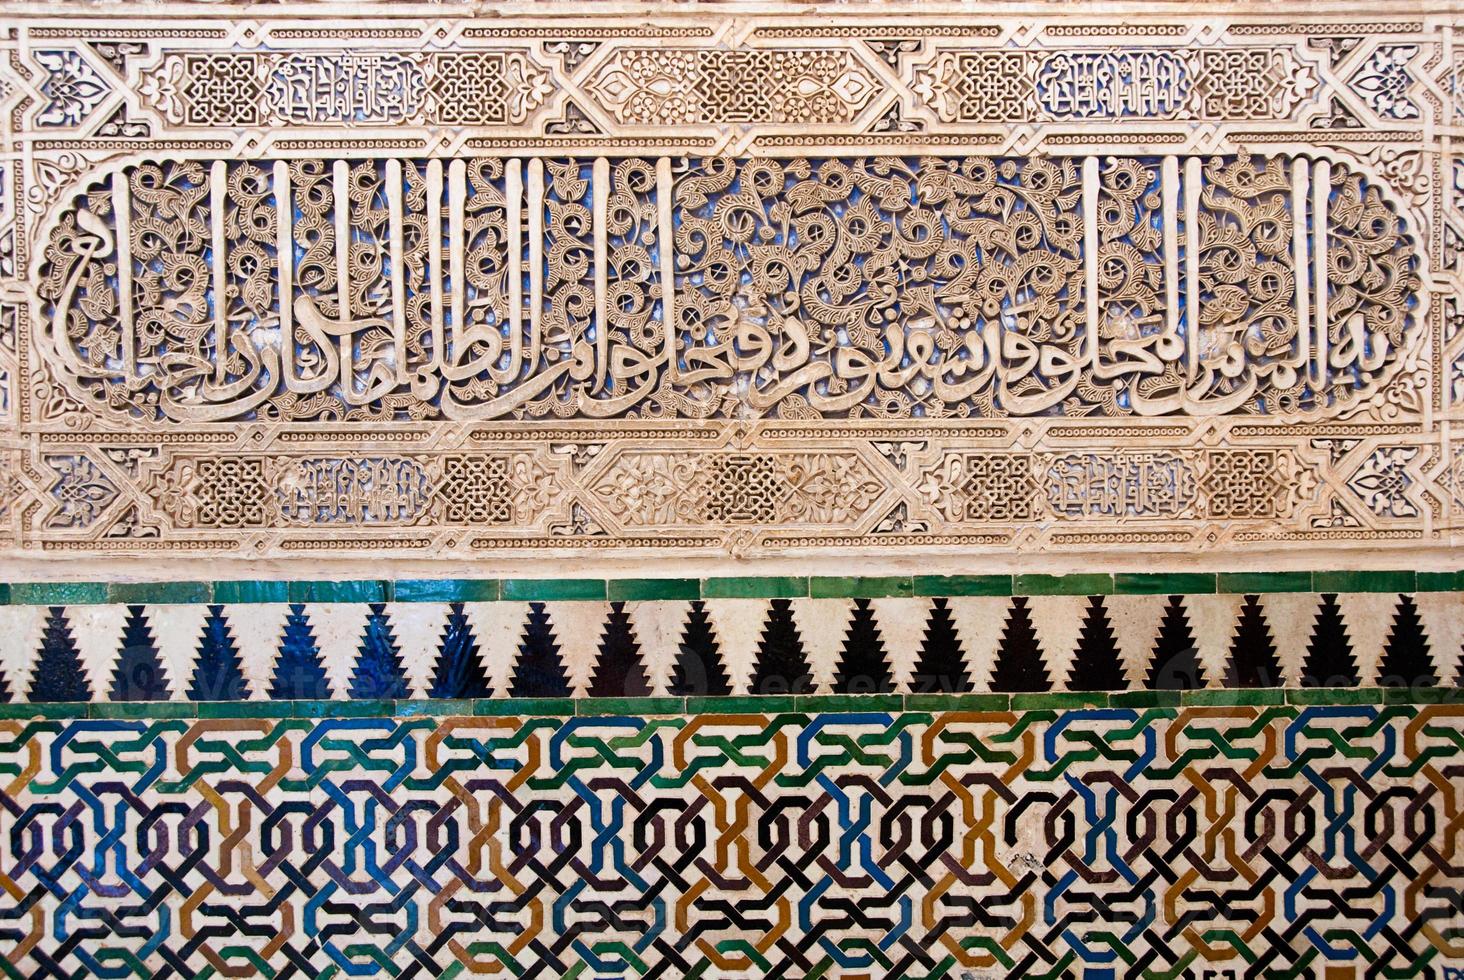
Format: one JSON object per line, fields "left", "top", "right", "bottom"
{"left": 1, "top": 6, "right": 1464, "bottom": 980}
{"left": 0, "top": 0, "right": 1457, "bottom": 577}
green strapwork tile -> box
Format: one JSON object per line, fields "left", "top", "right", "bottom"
{"left": 1015, "top": 574, "right": 1112, "bottom": 595}
{"left": 501, "top": 579, "right": 606, "bottom": 601}
{"left": 1113, "top": 573, "right": 1216, "bottom": 595}
{"left": 607, "top": 579, "right": 699, "bottom": 602}
{"left": 701, "top": 577, "right": 807, "bottom": 599}
{"left": 810, "top": 576, "right": 913, "bottom": 598}
{"left": 1217, "top": 572, "right": 1311, "bottom": 594}
{"left": 913, "top": 575, "right": 1011, "bottom": 597}
{"left": 1312, "top": 570, "right": 1415, "bottom": 594}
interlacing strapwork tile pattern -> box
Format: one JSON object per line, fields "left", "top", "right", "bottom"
{"left": 1, "top": 708, "right": 1462, "bottom": 977}
{"left": 0, "top": 2, "right": 1460, "bottom": 561}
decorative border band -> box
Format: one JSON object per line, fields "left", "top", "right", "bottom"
{"left": 2, "top": 569, "right": 1459, "bottom": 604}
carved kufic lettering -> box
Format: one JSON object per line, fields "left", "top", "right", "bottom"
{"left": 913, "top": 45, "right": 1314, "bottom": 123}
{"left": 1042, "top": 451, "right": 1196, "bottom": 518}
{"left": 36, "top": 153, "right": 1419, "bottom": 426}
{"left": 275, "top": 457, "right": 431, "bottom": 525}
{"left": 139, "top": 49, "right": 551, "bottom": 128}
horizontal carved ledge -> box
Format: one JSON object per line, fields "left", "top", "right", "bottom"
{"left": 35, "top": 153, "right": 1419, "bottom": 424}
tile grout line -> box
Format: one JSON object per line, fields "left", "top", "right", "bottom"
{"left": 2, "top": 687, "right": 1457, "bottom": 720}
{"left": 1, "top": 570, "right": 1459, "bottom": 604}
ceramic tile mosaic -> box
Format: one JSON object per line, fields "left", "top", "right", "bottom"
{"left": 0, "top": 705, "right": 1461, "bottom": 977}
{"left": 0, "top": 589, "right": 1461, "bottom": 703}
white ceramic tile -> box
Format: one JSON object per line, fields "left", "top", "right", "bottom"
{"left": 1106, "top": 595, "right": 1167, "bottom": 687}
{"left": 541, "top": 601, "right": 611, "bottom": 696}
{"left": 224, "top": 604, "right": 292, "bottom": 700}
{"left": 384, "top": 603, "right": 452, "bottom": 699}
{"left": 701, "top": 600, "right": 770, "bottom": 696}
{"left": 789, "top": 598, "right": 854, "bottom": 691}
{"left": 148, "top": 604, "right": 212, "bottom": 700}
{"left": 943, "top": 597, "right": 1010, "bottom": 691}
{"left": 868, "top": 597, "right": 933, "bottom": 690}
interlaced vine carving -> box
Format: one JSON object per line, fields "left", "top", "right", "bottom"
{"left": 36, "top": 153, "right": 1419, "bottom": 424}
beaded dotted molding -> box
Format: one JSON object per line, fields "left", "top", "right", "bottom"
{"left": 0, "top": 2, "right": 1459, "bottom": 566}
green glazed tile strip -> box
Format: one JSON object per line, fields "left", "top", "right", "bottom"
{"left": 607, "top": 579, "right": 699, "bottom": 602}
{"left": 1287, "top": 688, "right": 1383, "bottom": 705}
{"left": 0, "top": 688, "right": 1455, "bottom": 719}
{"left": 905, "top": 693, "right": 1010, "bottom": 711}
{"left": 0, "top": 702, "right": 88, "bottom": 719}
{"left": 1217, "top": 572, "right": 1312, "bottom": 594}
{"left": 4, "top": 573, "right": 1464, "bottom": 605}
{"left": 701, "top": 576, "right": 807, "bottom": 599}
{"left": 1415, "top": 571, "right": 1461, "bottom": 592}
{"left": 1011, "top": 692, "right": 1109, "bottom": 710}
{"left": 108, "top": 582, "right": 212, "bottom": 604}
{"left": 88, "top": 701, "right": 197, "bottom": 719}
{"left": 287, "top": 580, "right": 387, "bottom": 603}
{"left": 1113, "top": 573, "right": 1217, "bottom": 595}
{"left": 1312, "top": 570, "right": 1415, "bottom": 594}
{"left": 1181, "top": 689, "right": 1287, "bottom": 706}
{"left": 9, "top": 582, "right": 109, "bottom": 605}
{"left": 809, "top": 576, "right": 913, "bottom": 598}
{"left": 686, "top": 695, "right": 796, "bottom": 714}
{"left": 795, "top": 694, "right": 904, "bottom": 712}
{"left": 913, "top": 575, "right": 1011, "bottom": 597}
{"left": 196, "top": 701, "right": 298, "bottom": 718}
{"left": 293, "top": 700, "right": 395, "bottom": 718}
{"left": 393, "top": 699, "right": 475, "bottom": 716}
{"left": 393, "top": 579, "right": 499, "bottom": 602}
{"left": 501, "top": 579, "right": 606, "bottom": 601}
{"left": 476, "top": 698, "right": 575, "bottom": 716}
{"left": 1109, "top": 690, "right": 1182, "bottom": 708}
{"left": 212, "top": 581, "right": 287, "bottom": 604}
{"left": 1015, "top": 574, "right": 1112, "bottom": 596}
{"left": 578, "top": 697, "right": 686, "bottom": 716}
{"left": 1381, "top": 687, "right": 1462, "bottom": 704}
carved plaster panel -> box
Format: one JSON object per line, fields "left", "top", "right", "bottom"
{"left": 0, "top": 2, "right": 1460, "bottom": 569}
